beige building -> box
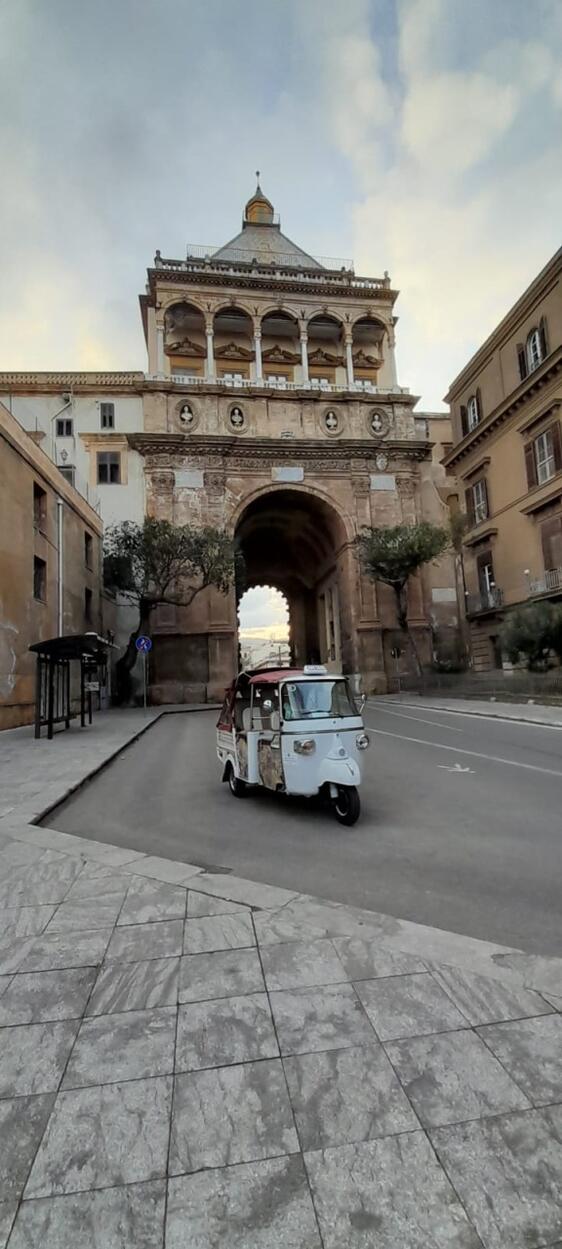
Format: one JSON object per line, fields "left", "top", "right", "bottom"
{"left": 444, "top": 247, "right": 562, "bottom": 671}
{"left": 0, "top": 402, "right": 104, "bottom": 728}
{"left": 134, "top": 183, "right": 458, "bottom": 700}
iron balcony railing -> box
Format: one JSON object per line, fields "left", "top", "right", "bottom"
{"left": 466, "top": 587, "right": 504, "bottom": 614}
{"left": 528, "top": 567, "right": 562, "bottom": 595}
{"left": 184, "top": 242, "right": 353, "bottom": 270}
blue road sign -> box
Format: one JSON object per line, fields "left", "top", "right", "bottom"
{"left": 135, "top": 635, "right": 152, "bottom": 653}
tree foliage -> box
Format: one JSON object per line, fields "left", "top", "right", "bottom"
{"left": 356, "top": 522, "right": 450, "bottom": 675}
{"left": 104, "top": 519, "right": 239, "bottom": 703}
{"left": 500, "top": 602, "right": 562, "bottom": 671}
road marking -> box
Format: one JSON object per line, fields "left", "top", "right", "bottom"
{"left": 438, "top": 763, "right": 474, "bottom": 774}
{"left": 370, "top": 705, "right": 463, "bottom": 731}
{"left": 373, "top": 700, "right": 562, "bottom": 731}
{"left": 365, "top": 724, "right": 562, "bottom": 778}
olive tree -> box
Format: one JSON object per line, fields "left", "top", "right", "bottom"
{"left": 104, "top": 519, "right": 239, "bottom": 703}
{"left": 356, "top": 522, "right": 450, "bottom": 676}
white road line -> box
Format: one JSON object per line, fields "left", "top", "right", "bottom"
{"left": 372, "top": 700, "right": 562, "bottom": 731}
{"left": 365, "top": 724, "right": 562, "bottom": 778}
{"left": 369, "top": 705, "right": 463, "bottom": 731}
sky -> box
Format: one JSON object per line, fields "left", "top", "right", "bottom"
{"left": 1, "top": 0, "right": 561, "bottom": 411}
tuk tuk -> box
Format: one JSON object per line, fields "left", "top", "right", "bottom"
{"left": 216, "top": 664, "right": 369, "bottom": 825}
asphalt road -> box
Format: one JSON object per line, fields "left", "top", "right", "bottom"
{"left": 46, "top": 702, "right": 562, "bottom": 956}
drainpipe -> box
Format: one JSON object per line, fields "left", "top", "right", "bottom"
{"left": 56, "top": 498, "right": 64, "bottom": 635}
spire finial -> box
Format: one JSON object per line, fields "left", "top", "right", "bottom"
{"left": 256, "top": 170, "right": 260, "bottom": 181}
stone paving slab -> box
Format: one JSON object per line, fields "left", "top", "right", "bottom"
{"left": 1, "top": 712, "right": 562, "bottom": 1245}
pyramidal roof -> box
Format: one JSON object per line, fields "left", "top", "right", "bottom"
{"left": 212, "top": 178, "right": 323, "bottom": 271}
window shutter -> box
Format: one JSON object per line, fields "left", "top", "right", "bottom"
{"left": 460, "top": 405, "right": 468, "bottom": 437}
{"left": 482, "top": 478, "right": 489, "bottom": 518}
{"left": 541, "top": 518, "right": 562, "bottom": 570}
{"left": 539, "top": 316, "right": 549, "bottom": 360}
{"left": 475, "top": 387, "right": 483, "bottom": 421}
{"left": 551, "top": 421, "right": 562, "bottom": 472}
{"left": 465, "top": 487, "right": 475, "bottom": 526}
{"left": 517, "top": 344, "right": 527, "bottom": 382}
{"left": 525, "top": 442, "right": 538, "bottom": 489}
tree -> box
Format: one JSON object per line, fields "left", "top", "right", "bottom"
{"left": 104, "top": 519, "right": 239, "bottom": 703}
{"left": 356, "top": 522, "right": 450, "bottom": 677}
{"left": 499, "top": 602, "right": 562, "bottom": 671}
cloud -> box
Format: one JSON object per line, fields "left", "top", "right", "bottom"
{"left": 0, "top": 0, "right": 560, "bottom": 410}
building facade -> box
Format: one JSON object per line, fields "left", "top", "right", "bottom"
{"left": 444, "top": 247, "right": 562, "bottom": 671}
{"left": 0, "top": 403, "right": 104, "bottom": 728}
{"left": 134, "top": 183, "right": 458, "bottom": 701}
{"left": 0, "top": 183, "right": 460, "bottom": 703}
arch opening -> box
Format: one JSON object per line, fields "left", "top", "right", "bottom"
{"left": 260, "top": 310, "right": 300, "bottom": 384}
{"left": 213, "top": 306, "right": 254, "bottom": 381}
{"left": 237, "top": 586, "right": 291, "bottom": 670}
{"left": 164, "top": 301, "right": 206, "bottom": 376}
{"left": 351, "top": 315, "right": 386, "bottom": 388}
{"left": 235, "top": 488, "right": 348, "bottom": 671}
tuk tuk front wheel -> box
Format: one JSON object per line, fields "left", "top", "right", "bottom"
{"left": 333, "top": 785, "right": 360, "bottom": 826}
{"left": 227, "top": 762, "right": 247, "bottom": 798}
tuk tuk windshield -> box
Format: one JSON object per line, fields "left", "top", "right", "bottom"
{"left": 281, "top": 679, "right": 357, "bottom": 721}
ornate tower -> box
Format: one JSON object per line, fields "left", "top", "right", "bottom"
{"left": 133, "top": 182, "right": 445, "bottom": 702}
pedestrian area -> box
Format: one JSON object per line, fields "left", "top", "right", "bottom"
{"left": 0, "top": 818, "right": 561, "bottom": 1248}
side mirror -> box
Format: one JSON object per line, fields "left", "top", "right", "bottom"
{"left": 359, "top": 693, "right": 367, "bottom": 713}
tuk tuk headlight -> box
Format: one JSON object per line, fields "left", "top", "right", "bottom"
{"left": 294, "top": 739, "right": 316, "bottom": 755}
{"left": 356, "top": 732, "right": 370, "bottom": 750}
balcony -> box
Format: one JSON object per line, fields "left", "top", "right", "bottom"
{"left": 466, "top": 587, "right": 504, "bottom": 615}
{"left": 528, "top": 567, "right": 562, "bottom": 596}
{"left": 145, "top": 373, "right": 409, "bottom": 397}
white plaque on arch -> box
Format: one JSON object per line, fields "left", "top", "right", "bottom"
{"left": 272, "top": 466, "right": 304, "bottom": 483}
{"left": 370, "top": 473, "right": 396, "bottom": 492}
{"left": 175, "top": 469, "right": 204, "bottom": 489}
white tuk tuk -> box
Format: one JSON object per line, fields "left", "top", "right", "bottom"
{"left": 216, "top": 664, "right": 369, "bottom": 825}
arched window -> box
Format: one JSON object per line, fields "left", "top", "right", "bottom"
{"left": 526, "top": 328, "right": 543, "bottom": 373}
{"left": 467, "top": 395, "right": 479, "bottom": 430}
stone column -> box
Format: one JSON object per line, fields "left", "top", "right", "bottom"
{"left": 205, "top": 321, "right": 215, "bottom": 380}
{"left": 300, "top": 330, "right": 309, "bottom": 382}
{"left": 386, "top": 323, "right": 398, "bottom": 387}
{"left": 345, "top": 333, "right": 354, "bottom": 387}
{"left": 254, "top": 328, "right": 263, "bottom": 381}
{"left": 156, "top": 325, "right": 165, "bottom": 376}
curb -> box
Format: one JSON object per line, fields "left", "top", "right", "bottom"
{"left": 369, "top": 698, "right": 562, "bottom": 729}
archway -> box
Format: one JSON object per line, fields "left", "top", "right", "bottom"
{"left": 237, "top": 586, "right": 291, "bottom": 670}
{"left": 234, "top": 488, "right": 350, "bottom": 671}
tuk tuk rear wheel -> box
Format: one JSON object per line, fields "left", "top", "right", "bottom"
{"left": 227, "top": 762, "right": 247, "bottom": 798}
{"left": 333, "top": 785, "right": 360, "bottom": 826}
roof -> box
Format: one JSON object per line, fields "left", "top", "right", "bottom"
{"left": 248, "top": 668, "right": 303, "bottom": 685}
{"left": 213, "top": 225, "right": 323, "bottom": 271}
{"left": 29, "top": 633, "right": 111, "bottom": 660}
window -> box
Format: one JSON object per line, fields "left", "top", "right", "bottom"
{"left": 466, "top": 478, "right": 489, "bottom": 526}
{"left": 535, "top": 430, "right": 556, "bottom": 484}
{"left": 56, "top": 418, "right": 73, "bottom": 437}
{"left": 100, "top": 402, "right": 115, "bottom": 430}
{"left": 84, "top": 586, "right": 93, "bottom": 624}
{"left": 525, "top": 422, "right": 562, "bottom": 489}
{"left": 84, "top": 531, "right": 93, "bottom": 569}
{"left": 477, "top": 552, "right": 495, "bottom": 597}
{"left": 33, "top": 482, "right": 47, "bottom": 531}
{"left": 460, "top": 390, "right": 482, "bottom": 436}
{"left": 58, "top": 466, "right": 75, "bottom": 486}
{"left": 97, "top": 451, "right": 121, "bottom": 484}
{"left": 467, "top": 396, "right": 479, "bottom": 430}
{"left": 265, "top": 373, "right": 289, "bottom": 384}
{"left": 518, "top": 318, "right": 548, "bottom": 381}
{"left": 33, "top": 555, "right": 47, "bottom": 602}
{"left": 527, "top": 329, "right": 542, "bottom": 373}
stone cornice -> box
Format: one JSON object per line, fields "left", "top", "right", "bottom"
{"left": 126, "top": 432, "right": 430, "bottom": 464}
{"left": 443, "top": 347, "right": 562, "bottom": 470}
{"left": 145, "top": 267, "right": 397, "bottom": 305}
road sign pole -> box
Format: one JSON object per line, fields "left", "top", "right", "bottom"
{"left": 143, "top": 651, "right": 147, "bottom": 712}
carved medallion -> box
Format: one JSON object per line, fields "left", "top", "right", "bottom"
{"left": 228, "top": 405, "right": 247, "bottom": 434}
{"left": 368, "top": 409, "right": 390, "bottom": 439}
{"left": 321, "top": 408, "right": 342, "bottom": 438}
{"left": 375, "top": 451, "right": 389, "bottom": 471}
{"left": 177, "top": 402, "right": 198, "bottom": 432}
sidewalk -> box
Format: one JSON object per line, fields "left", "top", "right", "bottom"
{"left": 1, "top": 713, "right": 561, "bottom": 1246}
{"left": 375, "top": 693, "right": 562, "bottom": 727}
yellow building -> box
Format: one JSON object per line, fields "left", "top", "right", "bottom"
{"left": 444, "top": 247, "right": 562, "bottom": 671}
{"left": 0, "top": 402, "right": 104, "bottom": 728}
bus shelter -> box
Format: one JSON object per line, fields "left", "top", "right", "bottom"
{"left": 29, "top": 633, "right": 111, "bottom": 740}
